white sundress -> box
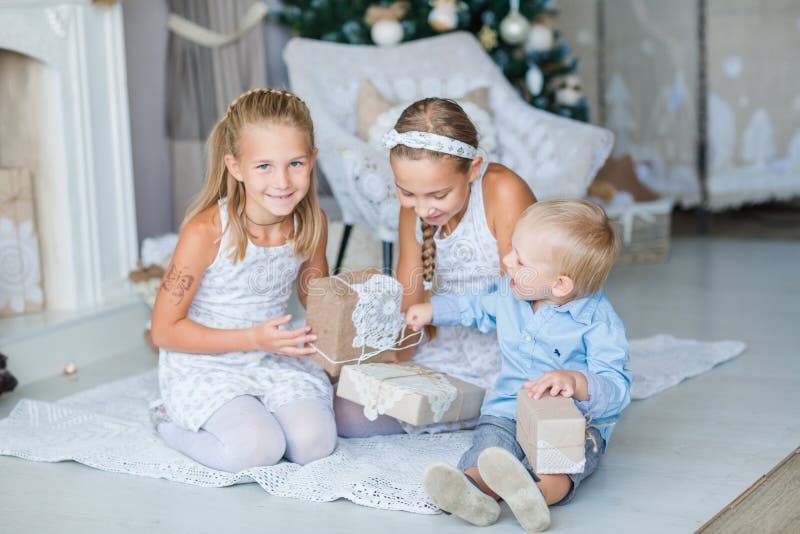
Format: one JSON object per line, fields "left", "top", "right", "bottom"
{"left": 406, "top": 165, "right": 504, "bottom": 432}
{"left": 159, "top": 198, "right": 332, "bottom": 432}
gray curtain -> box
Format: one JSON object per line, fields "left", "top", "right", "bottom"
{"left": 167, "top": 0, "right": 268, "bottom": 227}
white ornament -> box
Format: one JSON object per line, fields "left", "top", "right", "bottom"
{"left": 723, "top": 56, "right": 742, "bottom": 79}
{"left": 371, "top": 19, "right": 404, "bottom": 46}
{"left": 576, "top": 28, "right": 593, "bottom": 45}
{"left": 524, "top": 23, "right": 553, "bottom": 53}
{"left": 787, "top": 131, "right": 800, "bottom": 166}
{"left": 499, "top": 10, "right": 530, "bottom": 45}
{"left": 741, "top": 108, "right": 776, "bottom": 167}
{"left": 428, "top": 2, "right": 458, "bottom": 33}
{"left": 605, "top": 73, "right": 635, "bottom": 157}
{"left": 708, "top": 94, "right": 735, "bottom": 173}
{"left": 525, "top": 64, "right": 544, "bottom": 95}
{"left": 792, "top": 95, "right": 800, "bottom": 113}
{"left": 554, "top": 74, "right": 583, "bottom": 107}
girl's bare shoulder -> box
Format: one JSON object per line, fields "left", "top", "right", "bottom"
{"left": 482, "top": 163, "right": 536, "bottom": 209}
{"left": 177, "top": 205, "right": 223, "bottom": 265}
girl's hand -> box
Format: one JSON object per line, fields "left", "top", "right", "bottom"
{"left": 405, "top": 303, "right": 433, "bottom": 332}
{"left": 523, "top": 370, "right": 588, "bottom": 401}
{"left": 249, "top": 314, "right": 318, "bottom": 357}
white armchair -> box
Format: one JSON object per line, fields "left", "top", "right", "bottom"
{"left": 284, "top": 32, "right": 614, "bottom": 272}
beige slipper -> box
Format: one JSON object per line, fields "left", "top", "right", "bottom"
{"left": 423, "top": 462, "right": 501, "bottom": 527}
{"left": 477, "top": 447, "right": 551, "bottom": 532}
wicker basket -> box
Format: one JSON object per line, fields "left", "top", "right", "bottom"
{"left": 606, "top": 198, "right": 673, "bottom": 264}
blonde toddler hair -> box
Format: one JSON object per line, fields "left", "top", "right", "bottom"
{"left": 518, "top": 199, "right": 618, "bottom": 297}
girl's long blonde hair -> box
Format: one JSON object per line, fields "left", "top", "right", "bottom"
{"left": 183, "top": 88, "right": 323, "bottom": 262}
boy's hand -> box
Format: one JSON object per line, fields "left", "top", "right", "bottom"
{"left": 405, "top": 303, "right": 433, "bottom": 331}
{"left": 524, "top": 370, "right": 588, "bottom": 401}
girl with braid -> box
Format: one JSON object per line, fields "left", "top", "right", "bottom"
{"left": 149, "top": 89, "right": 336, "bottom": 471}
{"left": 335, "top": 98, "right": 536, "bottom": 437}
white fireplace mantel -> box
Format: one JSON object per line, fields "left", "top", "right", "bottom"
{"left": 0, "top": 0, "right": 138, "bottom": 311}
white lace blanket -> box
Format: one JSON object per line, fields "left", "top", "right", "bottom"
{"left": 0, "top": 335, "right": 744, "bottom": 513}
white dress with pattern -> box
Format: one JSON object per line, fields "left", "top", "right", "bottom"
{"left": 406, "top": 167, "right": 503, "bottom": 432}
{"left": 159, "top": 199, "right": 333, "bottom": 432}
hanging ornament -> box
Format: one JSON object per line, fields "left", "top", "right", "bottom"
{"left": 499, "top": 0, "right": 530, "bottom": 45}
{"left": 554, "top": 74, "right": 584, "bottom": 107}
{"left": 428, "top": 0, "right": 459, "bottom": 33}
{"left": 364, "top": 2, "right": 409, "bottom": 46}
{"left": 525, "top": 64, "right": 544, "bottom": 96}
{"left": 524, "top": 23, "right": 554, "bottom": 53}
{"left": 371, "top": 19, "right": 404, "bottom": 46}
{"left": 478, "top": 24, "right": 499, "bottom": 50}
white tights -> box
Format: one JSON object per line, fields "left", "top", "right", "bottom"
{"left": 333, "top": 396, "right": 404, "bottom": 438}
{"left": 158, "top": 395, "right": 337, "bottom": 473}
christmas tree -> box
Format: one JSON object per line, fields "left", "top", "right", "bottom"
{"left": 279, "top": 0, "right": 590, "bottom": 121}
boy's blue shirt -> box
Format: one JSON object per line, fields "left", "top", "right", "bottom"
{"left": 430, "top": 275, "right": 631, "bottom": 449}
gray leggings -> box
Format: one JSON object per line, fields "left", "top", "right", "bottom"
{"left": 158, "top": 395, "right": 337, "bottom": 472}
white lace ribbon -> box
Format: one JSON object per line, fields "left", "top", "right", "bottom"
{"left": 310, "top": 273, "right": 425, "bottom": 365}
{"left": 345, "top": 363, "right": 460, "bottom": 423}
{"left": 382, "top": 129, "right": 477, "bottom": 159}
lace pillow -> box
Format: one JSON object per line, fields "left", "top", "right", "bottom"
{"left": 356, "top": 80, "right": 499, "bottom": 160}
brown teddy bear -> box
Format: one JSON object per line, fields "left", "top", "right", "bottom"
{"left": 0, "top": 352, "right": 18, "bottom": 395}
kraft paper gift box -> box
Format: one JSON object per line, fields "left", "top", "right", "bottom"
{"left": 0, "top": 167, "right": 44, "bottom": 317}
{"left": 336, "top": 362, "right": 485, "bottom": 426}
{"left": 305, "top": 268, "right": 397, "bottom": 377}
{"left": 516, "top": 392, "right": 587, "bottom": 474}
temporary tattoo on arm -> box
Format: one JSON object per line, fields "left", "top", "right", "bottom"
{"left": 160, "top": 264, "right": 195, "bottom": 304}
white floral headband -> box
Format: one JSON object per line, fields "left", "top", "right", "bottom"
{"left": 382, "top": 129, "right": 477, "bottom": 159}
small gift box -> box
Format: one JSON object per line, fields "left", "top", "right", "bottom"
{"left": 516, "top": 392, "right": 586, "bottom": 474}
{"left": 337, "top": 362, "right": 485, "bottom": 426}
{"left": 0, "top": 167, "right": 44, "bottom": 316}
{"left": 306, "top": 268, "right": 408, "bottom": 377}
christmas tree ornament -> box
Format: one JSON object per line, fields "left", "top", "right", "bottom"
{"left": 371, "top": 19, "right": 404, "bottom": 46}
{"left": 278, "top": 0, "right": 591, "bottom": 123}
{"left": 499, "top": 0, "right": 530, "bottom": 45}
{"left": 428, "top": 0, "right": 459, "bottom": 33}
{"left": 554, "top": 74, "right": 584, "bottom": 107}
{"left": 364, "top": 1, "right": 409, "bottom": 46}
{"left": 525, "top": 63, "right": 544, "bottom": 95}
{"left": 478, "top": 24, "right": 499, "bottom": 50}
{"left": 524, "top": 22, "right": 554, "bottom": 53}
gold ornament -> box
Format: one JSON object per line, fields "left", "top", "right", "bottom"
{"left": 499, "top": 10, "right": 530, "bottom": 46}
{"left": 364, "top": 1, "right": 410, "bottom": 27}
{"left": 478, "top": 24, "right": 498, "bottom": 50}
{"left": 428, "top": 0, "right": 459, "bottom": 33}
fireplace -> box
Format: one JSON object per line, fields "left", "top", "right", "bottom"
{"left": 0, "top": 1, "right": 137, "bottom": 312}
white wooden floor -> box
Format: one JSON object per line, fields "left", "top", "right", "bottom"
{"left": 1, "top": 237, "right": 798, "bottom": 534}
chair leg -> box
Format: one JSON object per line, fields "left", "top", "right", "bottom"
{"left": 382, "top": 241, "right": 393, "bottom": 275}
{"left": 333, "top": 224, "right": 353, "bottom": 274}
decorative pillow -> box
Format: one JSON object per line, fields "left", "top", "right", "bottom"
{"left": 356, "top": 79, "right": 499, "bottom": 160}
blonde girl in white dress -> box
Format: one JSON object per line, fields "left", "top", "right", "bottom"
{"left": 151, "top": 89, "right": 335, "bottom": 472}
{"left": 335, "top": 98, "right": 536, "bottom": 436}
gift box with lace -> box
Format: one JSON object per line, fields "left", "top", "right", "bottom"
{"left": 0, "top": 167, "right": 43, "bottom": 316}
{"left": 306, "top": 269, "right": 415, "bottom": 377}
{"left": 516, "top": 392, "right": 586, "bottom": 474}
{"left": 337, "top": 362, "right": 485, "bottom": 426}
{"left": 588, "top": 156, "right": 673, "bottom": 264}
